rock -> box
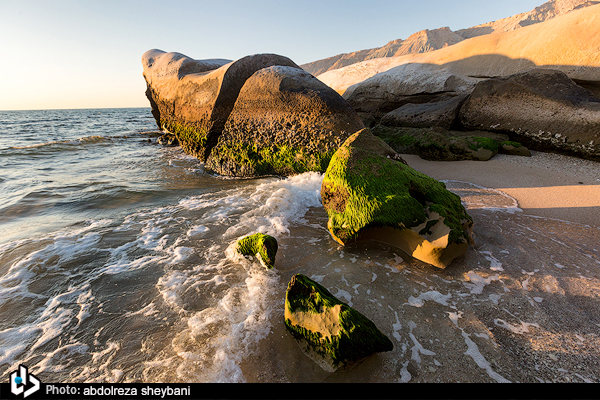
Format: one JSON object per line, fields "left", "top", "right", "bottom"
{"left": 236, "top": 233, "right": 278, "bottom": 269}
{"left": 379, "top": 95, "right": 468, "bottom": 130}
{"left": 499, "top": 141, "right": 532, "bottom": 157}
{"left": 340, "top": 63, "right": 479, "bottom": 126}
{"left": 205, "top": 66, "right": 364, "bottom": 176}
{"left": 372, "top": 126, "right": 509, "bottom": 161}
{"left": 142, "top": 50, "right": 364, "bottom": 177}
{"left": 157, "top": 132, "right": 178, "bottom": 146}
{"left": 321, "top": 128, "right": 474, "bottom": 269}
{"left": 284, "top": 274, "right": 393, "bottom": 371}
{"left": 459, "top": 68, "right": 600, "bottom": 160}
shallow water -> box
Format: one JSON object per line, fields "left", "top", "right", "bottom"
{"left": 1, "top": 108, "right": 599, "bottom": 383}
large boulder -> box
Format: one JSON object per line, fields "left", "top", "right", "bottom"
{"left": 205, "top": 65, "right": 364, "bottom": 176}
{"left": 284, "top": 274, "right": 393, "bottom": 371}
{"left": 321, "top": 128, "right": 474, "bottom": 269}
{"left": 459, "top": 68, "right": 600, "bottom": 160}
{"left": 341, "top": 63, "right": 479, "bottom": 127}
{"left": 142, "top": 49, "right": 364, "bottom": 176}
{"left": 379, "top": 94, "right": 468, "bottom": 130}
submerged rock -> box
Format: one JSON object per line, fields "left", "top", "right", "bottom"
{"left": 142, "top": 49, "right": 364, "bottom": 177}
{"left": 236, "top": 233, "right": 278, "bottom": 269}
{"left": 284, "top": 274, "right": 393, "bottom": 371}
{"left": 459, "top": 68, "right": 600, "bottom": 160}
{"left": 321, "top": 128, "right": 474, "bottom": 269}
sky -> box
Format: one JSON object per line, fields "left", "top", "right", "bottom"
{"left": 0, "top": 0, "right": 544, "bottom": 111}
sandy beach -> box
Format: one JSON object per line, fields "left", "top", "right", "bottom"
{"left": 404, "top": 151, "right": 600, "bottom": 228}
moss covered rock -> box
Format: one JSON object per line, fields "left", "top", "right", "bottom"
{"left": 236, "top": 233, "right": 278, "bottom": 269}
{"left": 372, "top": 125, "right": 532, "bottom": 161}
{"left": 321, "top": 128, "right": 474, "bottom": 269}
{"left": 142, "top": 50, "right": 364, "bottom": 176}
{"left": 284, "top": 274, "right": 393, "bottom": 371}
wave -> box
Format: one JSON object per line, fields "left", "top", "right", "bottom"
{"left": 8, "top": 136, "right": 111, "bottom": 150}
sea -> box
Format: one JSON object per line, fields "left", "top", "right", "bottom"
{"left": 1, "top": 107, "right": 599, "bottom": 384}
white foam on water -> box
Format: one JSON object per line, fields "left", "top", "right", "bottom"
{"left": 406, "top": 290, "right": 451, "bottom": 308}
{"left": 462, "top": 271, "right": 501, "bottom": 295}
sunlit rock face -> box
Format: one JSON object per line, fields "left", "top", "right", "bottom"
{"left": 321, "top": 128, "right": 474, "bottom": 269}
{"left": 459, "top": 69, "right": 600, "bottom": 161}
{"left": 284, "top": 274, "right": 393, "bottom": 371}
{"left": 142, "top": 50, "right": 364, "bottom": 177}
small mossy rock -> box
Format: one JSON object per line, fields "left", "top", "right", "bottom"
{"left": 284, "top": 274, "right": 393, "bottom": 371}
{"left": 236, "top": 233, "right": 278, "bottom": 269}
{"left": 321, "top": 128, "right": 474, "bottom": 269}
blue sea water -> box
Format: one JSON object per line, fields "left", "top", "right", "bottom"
{"left": 1, "top": 107, "right": 599, "bottom": 383}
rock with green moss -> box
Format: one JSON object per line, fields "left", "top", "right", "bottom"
{"left": 321, "top": 128, "right": 474, "bottom": 269}
{"left": 284, "top": 274, "right": 393, "bottom": 371}
{"left": 236, "top": 233, "right": 278, "bottom": 269}
{"left": 142, "top": 50, "right": 364, "bottom": 176}
{"left": 372, "top": 125, "right": 531, "bottom": 161}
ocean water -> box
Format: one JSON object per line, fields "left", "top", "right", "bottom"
{"left": 1, "top": 108, "right": 600, "bottom": 383}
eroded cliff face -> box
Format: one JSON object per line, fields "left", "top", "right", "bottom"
{"left": 142, "top": 50, "right": 364, "bottom": 177}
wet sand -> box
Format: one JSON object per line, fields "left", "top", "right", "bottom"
{"left": 243, "top": 151, "right": 600, "bottom": 384}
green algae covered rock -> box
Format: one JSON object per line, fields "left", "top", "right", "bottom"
{"left": 236, "top": 233, "right": 278, "bottom": 269}
{"left": 142, "top": 50, "right": 364, "bottom": 177}
{"left": 284, "top": 274, "right": 393, "bottom": 371}
{"left": 321, "top": 128, "right": 474, "bottom": 269}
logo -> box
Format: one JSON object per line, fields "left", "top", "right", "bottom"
{"left": 10, "top": 365, "right": 40, "bottom": 398}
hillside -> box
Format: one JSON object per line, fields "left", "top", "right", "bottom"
{"left": 301, "top": 0, "right": 598, "bottom": 76}
{"left": 317, "top": 3, "right": 600, "bottom": 96}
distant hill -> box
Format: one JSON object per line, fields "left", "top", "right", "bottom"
{"left": 317, "top": 3, "right": 600, "bottom": 96}
{"left": 301, "top": 0, "right": 599, "bottom": 76}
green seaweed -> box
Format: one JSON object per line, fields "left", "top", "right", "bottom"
{"left": 500, "top": 140, "right": 523, "bottom": 148}
{"left": 237, "top": 233, "right": 278, "bottom": 269}
{"left": 285, "top": 274, "right": 393, "bottom": 367}
{"left": 469, "top": 136, "right": 500, "bottom": 152}
{"left": 209, "top": 142, "right": 336, "bottom": 176}
{"left": 160, "top": 119, "right": 209, "bottom": 159}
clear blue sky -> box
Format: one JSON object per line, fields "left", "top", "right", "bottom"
{"left": 0, "top": 0, "right": 543, "bottom": 111}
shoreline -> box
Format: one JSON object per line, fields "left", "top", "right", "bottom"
{"left": 402, "top": 151, "right": 600, "bottom": 229}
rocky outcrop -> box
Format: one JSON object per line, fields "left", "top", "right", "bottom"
{"left": 205, "top": 65, "right": 364, "bottom": 176}
{"left": 379, "top": 95, "right": 468, "bottom": 130}
{"left": 372, "top": 126, "right": 530, "bottom": 161}
{"left": 339, "top": 63, "right": 479, "bottom": 127}
{"left": 284, "top": 274, "right": 393, "bottom": 371}
{"left": 321, "top": 128, "right": 474, "bottom": 269}
{"left": 142, "top": 50, "right": 364, "bottom": 177}
{"left": 459, "top": 68, "right": 600, "bottom": 160}
{"left": 237, "top": 233, "right": 278, "bottom": 269}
